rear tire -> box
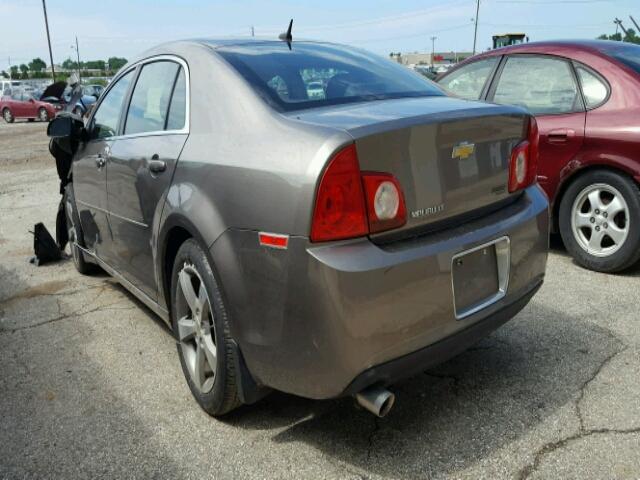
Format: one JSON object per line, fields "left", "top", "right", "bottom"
{"left": 559, "top": 170, "right": 640, "bottom": 273}
{"left": 64, "top": 184, "right": 95, "bottom": 275}
{"left": 3, "top": 108, "right": 14, "bottom": 123}
{"left": 171, "top": 239, "right": 242, "bottom": 416}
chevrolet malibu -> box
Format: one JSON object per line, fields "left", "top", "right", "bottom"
{"left": 48, "top": 38, "right": 548, "bottom": 417}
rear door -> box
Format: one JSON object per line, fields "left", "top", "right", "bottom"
{"left": 106, "top": 58, "right": 188, "bottom": 300}
{"left": 487, "top": 54, "right": 586, "bottom": 196}
{"left": 74, "top": 69, "right": 135, "bottom": 260}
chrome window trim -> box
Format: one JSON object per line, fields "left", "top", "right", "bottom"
{"left": 87, "top": 54, "right": 190, "bottom": 142}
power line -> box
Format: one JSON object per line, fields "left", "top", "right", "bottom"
{"left": 473, "top": 0, "right": 480, "bottom": 55}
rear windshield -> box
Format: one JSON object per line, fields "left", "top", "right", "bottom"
{"left": 217, "top": 42, "right": 444, "bottom": 111}
{"left": 599, "top": 42, "right": 640, "bottom": 74}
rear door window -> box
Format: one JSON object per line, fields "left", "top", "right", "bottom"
{"left": 124, "top": 61, "right": 180, "bottom": 135}
{"left": 166, "top": 67, "right": 187, "bottom": 131}
{"left": 492, "top": 55, "right": 582, "bottom": 115}
{"left": 438, "top": 57, "right": 499, "bottom": 100}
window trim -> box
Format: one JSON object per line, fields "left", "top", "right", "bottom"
{"left": 438, "top": 55, "right": 503, "bottom": 101}
{"left": 486, "top": 53, "right": 585, "bottom": 117}
{"left": 86, "top": 54, "right": 190, "bottom": 142}
{"left": 572, "top": 61, "right": 611, "bottom": 111}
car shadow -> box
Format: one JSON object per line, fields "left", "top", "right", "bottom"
{"left": 223, "top": 301, "right": 621, "bottom": 478}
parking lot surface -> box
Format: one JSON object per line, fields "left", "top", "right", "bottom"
{"left": 1, "top": 121, "right": 639, "bottom": 479}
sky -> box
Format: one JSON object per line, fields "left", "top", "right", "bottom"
{"left": 1, "top": 0, "right": 638, "bottom": 69}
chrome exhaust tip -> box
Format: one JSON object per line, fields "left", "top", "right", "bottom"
{"left": 355, "top": 385, "right": 395, "bottom": 418}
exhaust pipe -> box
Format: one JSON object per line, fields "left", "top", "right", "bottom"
{"left": 355, "top": 385, "right": 395, "bottom": 417}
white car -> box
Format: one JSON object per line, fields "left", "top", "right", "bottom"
{"left": 306, "top": 81, "right": 325, "bottom": 99}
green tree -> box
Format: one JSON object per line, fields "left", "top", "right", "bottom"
{"left": 62, "top": 58, "right": 78, "bottom": 70}
{"left": 19, "top": 64, "right": 29, "bottom": 79}
{"left": 28, "top": 57, "right": 46, "bottom": 72}
{"left": 84, "top": 60, "right": 106, "bottom": 70}
{"left": 598, "top": 28, "right": 640, "bottom": 44}
{"left": 9, "top": 65, "right": 18, "bottom": 78}
{"left": 107, "top": 57, "right": 127, "bottom": 71}
{"left": 0, "top": 70, "right": 7, "bottom": 78}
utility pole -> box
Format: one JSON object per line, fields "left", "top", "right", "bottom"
{"left": 630, "top": 15, "right": 640, "bottom": 33}
{"left": 74, "top": 36, "right": 81, "bottom": 82}
{"left": 430, "top": 36, "right": 437, "bottom": 68}
{"left": 614, "top": 18, "right": 629, "bottom": 40}
{"left": 472, "top": 0, "right": 480, "bottom": 55}
{"left": 251, "top": 25, "right": 255, "bottom": 37}
{"left": 8, "top": 56, "right": 11, "bottom": 80}
{"left": 41, "top": 0, "right": 55, "bottom": 81}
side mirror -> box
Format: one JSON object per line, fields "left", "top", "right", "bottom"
{"left": 47, "top": 114, "right": 85, "bottom": 155}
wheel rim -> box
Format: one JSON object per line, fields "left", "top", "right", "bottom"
{"left": 176, "top": 263, "right": 217, "bottom": 394}
{"left": 4, "top": 110, "right": 11, "bottom": 121}
{"left": 571, "top": 183, "right": 629, "bottom": 257}
{"left": 39, "top": 109, "right": 48, "bottom": 121}
{"left": 65, "top": 197, "right": 81, "bottom": 266}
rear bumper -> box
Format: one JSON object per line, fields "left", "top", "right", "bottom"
{"left": 210, "top": 184, "right": 549, "bottom": 399}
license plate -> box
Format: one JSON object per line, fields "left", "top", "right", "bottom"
{"left": 451, "top": 237, "right": 510, "bottom": 319}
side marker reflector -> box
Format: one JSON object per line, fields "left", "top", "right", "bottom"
{"left": 258, "top": 232, "right": 289, "bottom": 249}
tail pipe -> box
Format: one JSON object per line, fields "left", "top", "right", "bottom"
{"left": 355, "top": 385, "right": 395, "bottom": 417}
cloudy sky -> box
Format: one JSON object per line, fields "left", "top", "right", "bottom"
{"left": 1, "top": 0, "right": 638, "bottom": 68}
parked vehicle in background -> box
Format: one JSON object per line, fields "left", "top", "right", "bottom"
{"left": 305, "top": 81, "right": 325, "bottom": 99}
{"left": 37, "top": 82, "right": 97, "bottom": 117}
{"left": 50, "top": 38, "right": 548, "bottom": 418}
{"left": 1, "top": 90, "right": 57, "bottom": 122}
{"left": 1, "top": 79, "right": 23, "bottom": 96}
{"left": 63, "top": 86, "right": 97, "bottom": 115}
{"left": 83, "top": 84, "right": 105, "bottom": 99}
{"left": 438, "top": 40, "right": 640, "bottom": 273}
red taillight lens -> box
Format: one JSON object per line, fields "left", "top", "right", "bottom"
{"left": 310, "top": 144, "right": 368, "bottom": 242}
{"left": 361, "top": 173, "right": 407, "bottom": 233}
{"left": 508, "top": 116, "right": 539, "bottom": 193}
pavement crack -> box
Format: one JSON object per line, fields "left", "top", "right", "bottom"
{"left": 366, "top": 416, "right": 381, "bottom": 462}
{"left": 518, "top": 341, "right": 629, "bottom": 480}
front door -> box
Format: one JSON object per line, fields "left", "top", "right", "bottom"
{"left": 107, "top": 60, "right": 188, "bottom": 300}
{"left": 487, "top": 54, "right": 586, "bottom": 198}
{"left": 74, "top": 69, "right": 135, "bottom": 261}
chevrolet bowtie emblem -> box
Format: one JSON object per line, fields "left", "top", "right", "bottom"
{"left": 452, "top": 142, "right": 475, "bottom": 160}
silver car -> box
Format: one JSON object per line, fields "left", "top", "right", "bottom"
{"left": 48, "top": 38, "right": 549, "bottom": 417}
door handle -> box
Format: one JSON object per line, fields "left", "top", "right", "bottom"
{"left": 148, "top": 155, "right": 166, "bottom": 174}
{"left": 95, "top": 154, "right": 106, "bottom": 169}
{"left": 547, "top": 129, "right": 575, "bottom": 144}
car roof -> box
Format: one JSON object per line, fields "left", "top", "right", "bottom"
{"left": 471, "top": 39, "right": 635, "bottom": 60}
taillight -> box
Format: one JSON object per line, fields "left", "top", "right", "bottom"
{"left": 310, "top": 144, "right": 406, "bottom": 242}
{"left": 361, "top": 173, "right": 406, "bottom": 234}
{"left": 508, "top": 116, "right": 539, "bottom": 193}
{"left": 310, "top": 144, "right": 368, "bottom": 242}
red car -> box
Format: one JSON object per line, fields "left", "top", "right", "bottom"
{"left": 1, "top": 91, "right": 57, "bottom": 123}
{"left": 438, "top": 40, "right": 640, "bottom": 273}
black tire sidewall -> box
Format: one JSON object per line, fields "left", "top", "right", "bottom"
{"left": 170, "top": 239, "right": 234, "bottom": 415}
{"left": 559, "top": 170, "right": 640, "bottom": 272}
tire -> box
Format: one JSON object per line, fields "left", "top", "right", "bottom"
{"left": 3, "top": 108, "right": 14, "bottom": 123}
{"left": 559, "top": 169, "right": 640, "bottom": 273}
{"left": 64, "top": 184, "right": 95, "bottom": 275}
{"left": 171, "top": 239, "right": 242, "bottom": 416}
{"left": 38, "top": 107, "right": 49, "bottom": 122}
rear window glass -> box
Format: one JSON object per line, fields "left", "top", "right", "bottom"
{"left": 217, "top": 42, "right": 444, "bottom": 111}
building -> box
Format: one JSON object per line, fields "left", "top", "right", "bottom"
{"left": 389, "top": 51, "right": 473, "bottom": 67}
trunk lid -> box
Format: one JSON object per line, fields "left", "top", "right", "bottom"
{"left": 289, "top": 97, "right": 529, "bottom": 240}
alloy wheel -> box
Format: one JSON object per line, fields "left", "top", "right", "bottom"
{"left": 39, "top": 108, "right": 48, "bottom": 122}
{"left": 3, "top": 109, "right": 12, "bottom": 122}
{"left": 65, "top": 197, "right": 80, "bottom": 267}
{"left": 176, "top": 263, "right": 217, "bottom": 394}
{"left": 571, "top": 183, "right": 629, "bottom": 257}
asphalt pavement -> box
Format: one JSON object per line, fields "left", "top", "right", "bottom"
{"left": 1, "top": 121, "right": 638, "bottom": 479}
